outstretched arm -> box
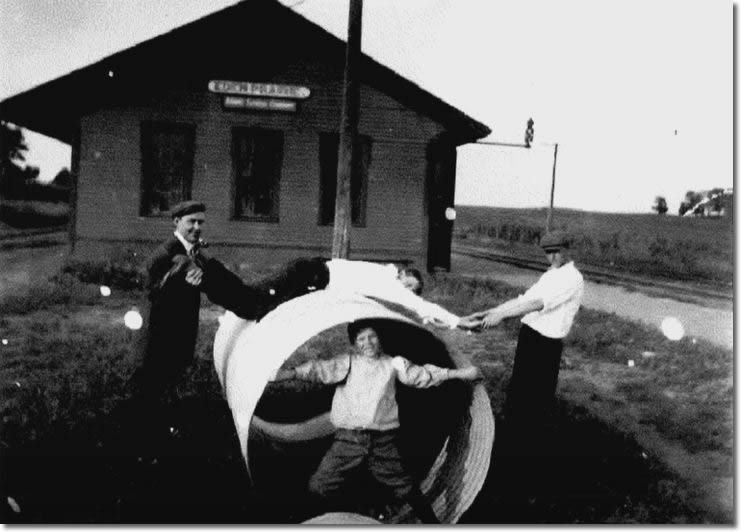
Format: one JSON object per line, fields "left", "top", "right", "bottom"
{"left": 394, "top": 357, "right": 483, "bottom": 387}
{"left": 446, "top": 365, "right": 484, "bottom": 382}
{"left": 479, "top": 297, "right": 544, "bottom": 329}
{"left": 199, "top": 256, "right": 270, "bottom": 320}
{"left": 270, "top": 356, "right": 350, "bottom": 384}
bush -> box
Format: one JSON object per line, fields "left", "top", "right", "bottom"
{"left": 61, "top": 247, "right": 146, "bottom": 291}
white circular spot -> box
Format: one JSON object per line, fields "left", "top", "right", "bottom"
{"left": 124, "top": 309, "right": 143, "bottom": 330}
{"left": 269, "top": 288, "right": 276, "bottom": 296}
{"left": 627, "top": 359, "right": 635, "bottom": 367}
{"left": 1, "top": 339, "right": 8, "bottom": 345}
{"left": 100, "top": 285, "right": 111, "bottom": 297}
{"left": 7, "top": 496, "right": 20, "bottom": 513}
{"left": 660, "top": 317, "right": 685, "bottom": 341}
{"left": 445, "top": 207, "right": 456, "bottom": 221}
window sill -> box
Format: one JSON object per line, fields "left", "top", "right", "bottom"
{"left": 231, "top": 217, "right": 280, "bottom": 224}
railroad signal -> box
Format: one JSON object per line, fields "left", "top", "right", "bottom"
{"left": 524, "top": 118, "right": 534, "bottom": 148}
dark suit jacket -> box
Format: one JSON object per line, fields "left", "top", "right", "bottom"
{"left": 139, "top": 237, "right": 201, "bottom": 381}
{"left": 138, "top": 236, "right": 268, "bottom": 387}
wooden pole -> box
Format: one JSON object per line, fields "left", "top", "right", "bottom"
{"left": 546, "top": 142, "right": 558, "bottom": 232}
{"left": 69, "top": 123, "right": 81, "bottom": 253}
{"left": 332, "top": 0, "right": 363, "bottom": 259}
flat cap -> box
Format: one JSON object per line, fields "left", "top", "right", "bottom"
{"left": 540, "top": 230, "right": 570, "bottom": 250}
{"left": 171, "top": 200, "right": 206, "bottom": 219}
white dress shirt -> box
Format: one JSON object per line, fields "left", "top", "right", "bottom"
{"left": 173, "top": 231, "right": 194, "bottom": 254}
{"left": 325, "top": 259, "right": 461, "bottom": 328}
{"left": 520, "top": 261, "right": 584, "bottom": 339}
{"left": 294, "top": 354, "right": 449, "bottom": 431}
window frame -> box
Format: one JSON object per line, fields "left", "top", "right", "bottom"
{"left": 139, "top": 121, "right": 196, "bottom": 218}
{"left": 230, "top": 126, "right": 285, "bottom": 223}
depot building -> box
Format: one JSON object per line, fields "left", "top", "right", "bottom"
{"left": 0, "top": 0, "right": 490, "bottom": 271}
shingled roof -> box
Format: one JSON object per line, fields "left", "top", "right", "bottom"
{"left": 0, "top": 0, "right": 491, "bottom": 144}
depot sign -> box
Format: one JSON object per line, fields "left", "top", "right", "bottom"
{"left": 208, "top": 80, "right": 311, "bottom": 100}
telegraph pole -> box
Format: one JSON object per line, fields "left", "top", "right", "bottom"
{"left": 546, "top": 143, "right": 558, "bottom": 232}
{"left": 332, "top": 0, "right": 363, "bottom": 259}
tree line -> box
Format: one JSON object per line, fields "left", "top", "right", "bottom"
{"left": 1, "top": 121, "right": 70, "bottom": 203}
{"left": 653, "top": 188, "right": 731, "bottom": 217}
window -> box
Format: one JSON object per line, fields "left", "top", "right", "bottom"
{"left": 232, "top": 128, "right": 284, "bottom": 222}
{"left": 140, "top": 122, "right": 195, "bottom": 216}
{"left": 318, "top": 132, "right": 371, "bottom": 227}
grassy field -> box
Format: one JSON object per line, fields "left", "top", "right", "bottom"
{"left": 453, "top": 206, "right": 734, "bottom": 286}
{"left": 0, "top": 256, "right": 732, "bottom": 523}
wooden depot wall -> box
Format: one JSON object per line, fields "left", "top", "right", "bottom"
{"left": 73, "top": 57, "right": 449, "bottom": 270}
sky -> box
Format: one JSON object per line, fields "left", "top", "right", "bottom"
{"left": 0, "top": 0, "right": 733, "bottom": 214}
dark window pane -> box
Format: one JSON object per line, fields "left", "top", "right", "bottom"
{"left": 140, "top": 122, "right": 194, "bottom": 216}
{"left": 318, "top": 133, "right": 371, "bottom": 227}
{"left": 232, "top": 128, "right": 283, "bottom": 221}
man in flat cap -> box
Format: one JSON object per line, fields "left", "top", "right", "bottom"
{"left": 464, "top": 230, "right": 584, "bottom": 446}
{"left": 130, "top": 200, "right": 269, "bottom": 406}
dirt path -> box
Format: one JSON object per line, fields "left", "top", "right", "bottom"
{"left": 451, "top": 254, "right": 733, "bottom": 351}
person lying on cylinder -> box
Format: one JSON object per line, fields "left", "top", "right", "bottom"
{"left": 271, "top": 320, "right": 482, "bottom": 523}
{"left": 256, "top": 257, "right": 481, "bottom": 331}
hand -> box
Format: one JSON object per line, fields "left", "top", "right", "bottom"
{"left": 453, "top": 365, "right": 484, "bottom": 382}
{"left": 464, "top": 311, "right": 488, "bottom": 321}
{"left": 457, "top": 316, "right": 483, "bottom": 331}
{"left": 481, "top": 312, "right": 503, "bottom": 329}
{"left": 424, "top": 317, "right": 450, "bottom": 329}
{"left": 185, "top": 266, "right": 204, "bottom": 286}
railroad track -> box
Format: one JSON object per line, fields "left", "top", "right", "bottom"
{"left": 452, "top": 244, "right": 733, "bottom": 304}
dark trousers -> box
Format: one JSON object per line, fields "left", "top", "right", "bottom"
{"left": 308, "top": 429, "right": 438, "bottom": 523}
{"left": 503, "top": 324, "right": 563, "bottom": 448}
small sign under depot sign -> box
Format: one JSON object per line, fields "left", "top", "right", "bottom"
{"left": 223, "top": 96, "right": 297, "bottom": 112}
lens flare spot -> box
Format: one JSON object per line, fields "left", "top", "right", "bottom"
{"left": 124, "top": 309, "right": 143, "bottom": 330}
{"left": 7, "top": 496, "right": 20, "bottom": 513}
{"left": 100, "top": 285, "right": 111, "bottom": 297}
{"left": 661, "top": 317, "right": 684, "bottom": 341}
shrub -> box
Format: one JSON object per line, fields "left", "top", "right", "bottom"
{"left": 61, "top": 247, "right": 146, "bottom": 290}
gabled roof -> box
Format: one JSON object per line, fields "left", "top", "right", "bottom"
{"left": 0, "top": 0, "right": 491, "bottom": 145}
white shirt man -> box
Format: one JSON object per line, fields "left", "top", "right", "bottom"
{"left": 519, "top": 260, "right": 583, "bottom": 339}
{"left": 465, "top": 230, "right": 584, "bottom": 443}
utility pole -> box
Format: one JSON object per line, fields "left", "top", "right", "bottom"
{"left": 545, "top": 142, "right": 559, "bottom": 232}
{"left": 477, "top": 119, "right": 559, "bottom": 233}
{"left": 332, "top": 0, "right": 363, "bottom": 259}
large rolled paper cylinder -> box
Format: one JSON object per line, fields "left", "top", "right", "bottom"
{"left": 213, "top": 290, "right": 494, "bottom": 524}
